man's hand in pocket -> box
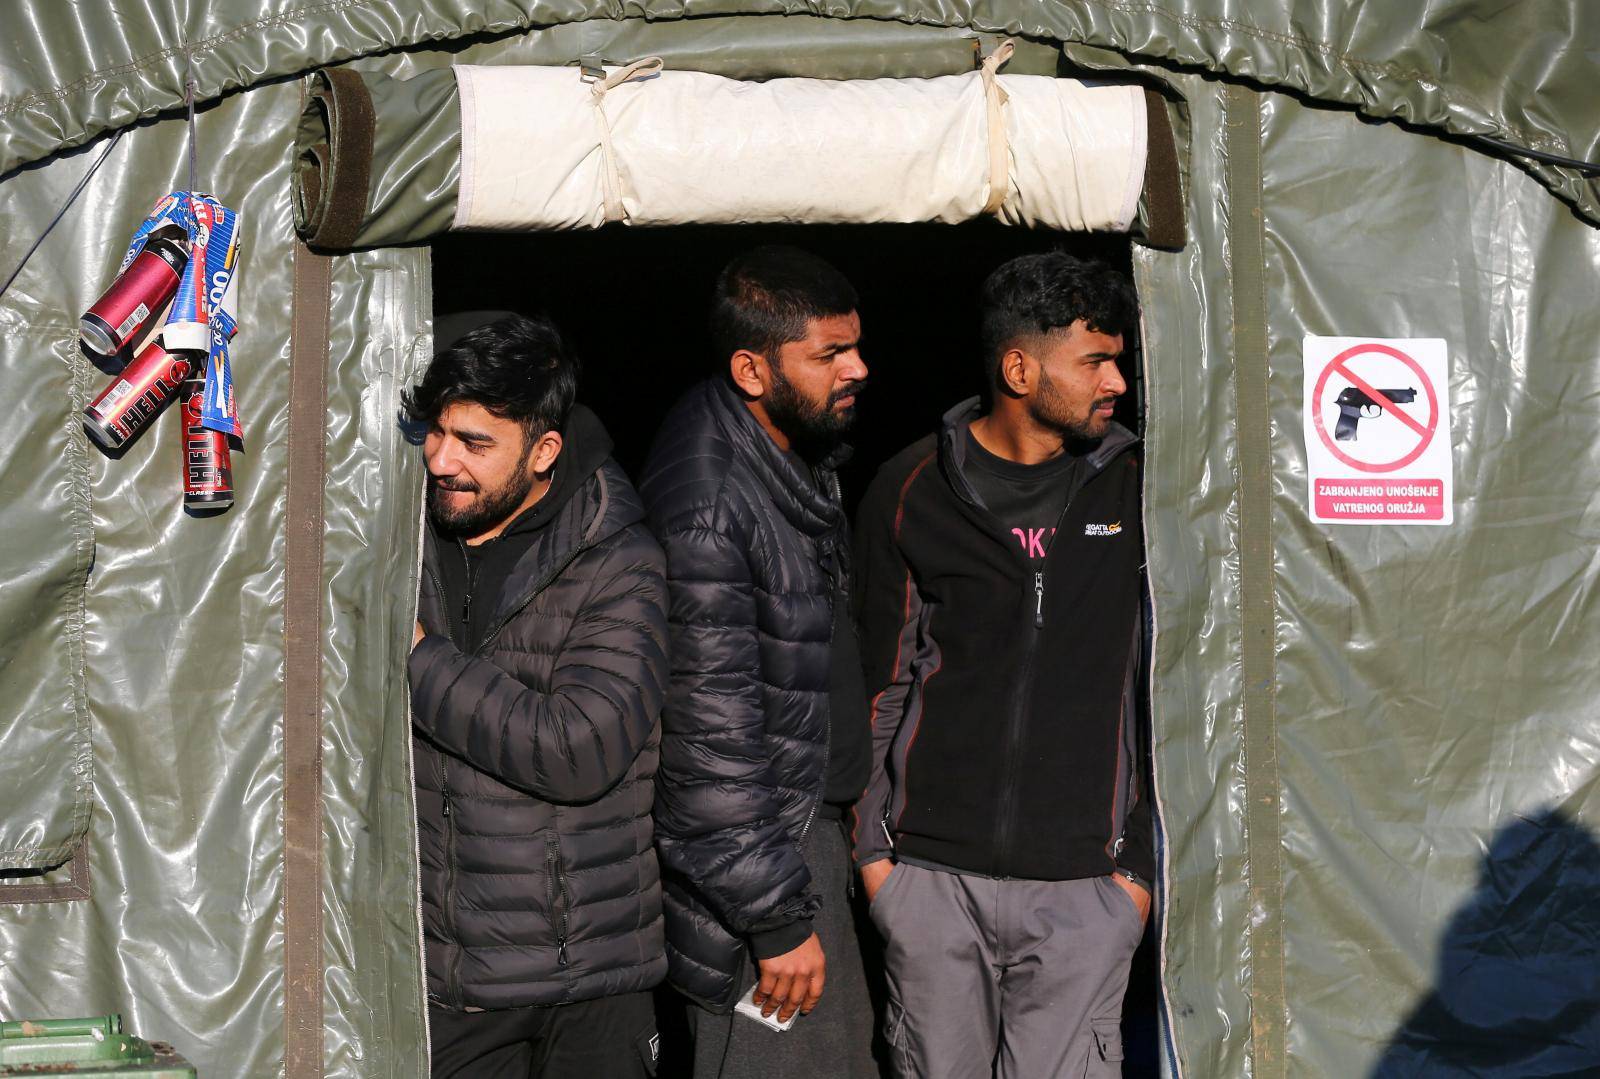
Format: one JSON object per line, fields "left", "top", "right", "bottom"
{"left": 861, "top": 860, "right": 896, "bottom": 903}
{"left": 1111, "top": 872, "right": 1152, "bottom": 926}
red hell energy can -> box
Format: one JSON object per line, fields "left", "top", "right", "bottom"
{"left": 80, "top": 233, "right": 189, "bottom": 357}
{"left": 81, "top": 342, "right": 199, "bottom": 452}
{"left": 178, "top": 377, "right": 233, "bottom": 510}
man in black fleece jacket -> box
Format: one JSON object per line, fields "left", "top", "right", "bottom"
{"left": 853, "top": 253, "right": 1154, "bottom": 1078}
{"left": 405, "top": 313, "right": 670, "bottom": 1079}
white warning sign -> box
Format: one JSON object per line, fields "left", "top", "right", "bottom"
{"left": 1303, "top": 336, "right": 1453, "bottom": 526}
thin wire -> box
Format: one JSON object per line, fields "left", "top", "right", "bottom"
{"left": 1477, "top": 136, "right": 1600, "bottom": 175}
{"left": 0, "top": 130, "right": 124, "bottom": 303}
{"left": 185, "top": 48, "right": 200, "bottom": 193}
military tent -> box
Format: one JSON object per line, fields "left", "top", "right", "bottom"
{"left": 1, "top": 3, "right": 1597, "bottom": 1076}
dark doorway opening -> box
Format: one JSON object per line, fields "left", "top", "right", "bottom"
{"left": 430, "top": 223, "right": 1160, "bottom": 1078}
{"left": 431, "top": 222, "right": 1140, "bottom": 505}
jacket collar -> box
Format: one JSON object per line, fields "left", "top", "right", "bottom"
{"left": 421, "top": 419, "right": 646, "bottom": 648}
{"left": 936, "top": 395, "right": 1138, "bottom": 505}
{"left": 708, "top": 378, "right": 844, "bottom": 539}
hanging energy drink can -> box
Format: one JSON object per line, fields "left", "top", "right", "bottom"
{"left": 81, "top": 341, "right": 199, "bottom": 452}
{"left": 80, "top": 233, "right": 188, "bottom": 357}
{"left": 178, "top": 376, "right": 233, "bottom": 510}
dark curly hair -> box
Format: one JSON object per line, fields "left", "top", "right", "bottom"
{"left": 979, "top": 252, "right": 1137, "bottom": 390}
{"left": 402, "top": 313, "right": 579, "bottom": 442}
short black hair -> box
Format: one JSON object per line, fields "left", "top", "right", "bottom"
{"left": 710, "top": 245, "right": 858, "bottom": 367}
{"left": 402, "top": 313, "right": 578, "bottom": 441}
{"left": 979, "top": 252, "right": 1137, "bottom": 387}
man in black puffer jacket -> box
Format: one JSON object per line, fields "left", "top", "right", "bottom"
{"left": 406, "top": 312, "right": 669, "bottom": 1078}
{"left": 640, "top": 247, "right": 877, "bottom": 1077}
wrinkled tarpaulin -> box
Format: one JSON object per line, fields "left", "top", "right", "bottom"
{"left": 1, "top": 3, "right": 1597, "bottom": 1077}
{"left": 2, "top": 2, "right": 1596, "bottom": 221}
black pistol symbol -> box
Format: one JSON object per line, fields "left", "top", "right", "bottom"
{"left": 1334, "top": 386, "right": 1417, "bottom": 441}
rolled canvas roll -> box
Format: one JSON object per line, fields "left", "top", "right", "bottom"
{"left": 453, "top": 62, "right": 1148, "bottom": 233}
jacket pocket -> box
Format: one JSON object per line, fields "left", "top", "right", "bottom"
{"left": 1101, "top": 873, "right": 1145, "bottom": 935}
{"left": 545, "top": 828, "right": 572, "bottom": 966}
{"left": 867, "top": 861, "right": 913, "bottom": 940}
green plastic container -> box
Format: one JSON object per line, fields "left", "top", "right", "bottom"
{"left": 0, "top": 1015, "right": 195, "bottom": 1076}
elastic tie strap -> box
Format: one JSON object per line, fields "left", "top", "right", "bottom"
{"left": 588, "top": 57, "right": 664, "bottom": 224}
{"left": 980, "top": 40, "right": 1016, "bottom": 216}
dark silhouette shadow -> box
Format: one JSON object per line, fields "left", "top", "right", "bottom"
{"left": 1371, "top": 808, "right": 1600, "bottom": 1078}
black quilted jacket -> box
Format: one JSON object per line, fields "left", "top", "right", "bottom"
{"left": 639, "top": 379, "right": 847, "bottom": 1011}
{"left": 410, "top": 437, "right": 670, "bottom": 1010}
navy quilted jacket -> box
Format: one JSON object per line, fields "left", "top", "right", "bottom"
{"left": 639, "top": 379, "right": 847, "bottom": 1010}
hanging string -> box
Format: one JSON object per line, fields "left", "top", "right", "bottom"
{"left": 185, "top": 47, "right": 200, "bottom": 194}
{"left": 0, "top": 130, "right": 124, "bottom": 303}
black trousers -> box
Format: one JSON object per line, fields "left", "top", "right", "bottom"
{"left": 429, "top": 991, "right": 659, "bottom": 1079}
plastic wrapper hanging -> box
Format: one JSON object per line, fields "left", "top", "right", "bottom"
{"left": 160, "top": 194, "right": 243, "bottom": 439}
{"left": 108, "top": 191, "right": 244, "bottom": 440}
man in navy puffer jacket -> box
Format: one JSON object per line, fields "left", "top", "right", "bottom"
{"left": 641, "top": 247, "right": 877, "bottom": 1078}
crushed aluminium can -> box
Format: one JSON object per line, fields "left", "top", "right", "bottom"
{"left": 80, "top": 233, "right": 189, "bottom": 358}
{"left": 81, "top": 341, "right": 200, "bottom": 452}
{"left": 178, "top": 376, "right": 233, "bottom": 510}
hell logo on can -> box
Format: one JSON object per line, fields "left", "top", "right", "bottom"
{"left": 179, "top": 377, "right": 233, "bottom": 510}
{"left": 83, "top": 342, "right": 198, "bottom": 452}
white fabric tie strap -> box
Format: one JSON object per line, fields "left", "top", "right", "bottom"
{"left": 589, "top": 56, "right": 664, "bottom": 223}
{"left": 980, "top": 39, "right": 1017, "bottom": 215}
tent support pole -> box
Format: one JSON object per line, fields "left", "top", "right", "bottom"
{"left": 1224, "top": 82, "right": 1287, "bottom": 1079}
{"left": 284, "top": 241, "right": 332, "bottom": 1078}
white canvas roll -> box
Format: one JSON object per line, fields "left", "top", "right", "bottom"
{"left": 453, "top": 61, "right": 1148, "bottom": 233}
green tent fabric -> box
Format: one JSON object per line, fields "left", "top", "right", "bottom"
{"left": 3, "top": 2, "right": 1597, "bottom": 222}
{"left": 2, "top": 4, "right": 1597, "bottom": 1078}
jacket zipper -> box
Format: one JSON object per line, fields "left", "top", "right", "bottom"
{"left": 455, "top": 538, "right": 476, "bottom": 650}
{"left": 471, "top": 543, "right": 591, "bottom": 658}
{"left": 545, "top": 829, "right": 571, "bottom": 967}
{"left": 992, "top": 486, "right": 1081, "bottom": 872}
{"left": 440, "top": 764, "right": 463, "bottom": 1006}
{"left": 421, "top": 560, "right": 466, "bottom": 1003}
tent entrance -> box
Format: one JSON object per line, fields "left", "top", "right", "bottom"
{"left": 430, "top": 222, "right": 1141, "bottom": 489}
{"left": 427, "top": 221, "right": 1161, "bottom": 1076}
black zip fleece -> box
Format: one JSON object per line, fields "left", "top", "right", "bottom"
{"left": 851, "top": 398, "right": 1154, "bottom": 884}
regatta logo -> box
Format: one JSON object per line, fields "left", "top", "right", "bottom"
{"left": 1083, "top": 521, "right": 1123, "bottom": 537}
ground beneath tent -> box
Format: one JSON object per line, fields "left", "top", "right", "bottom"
{"left": 432, "top": 222, "right": 1161, "bottom": 1077}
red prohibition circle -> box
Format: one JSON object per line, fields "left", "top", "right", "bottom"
{"left": 1311, "top": 343, "right": 1438, "bottom": 473}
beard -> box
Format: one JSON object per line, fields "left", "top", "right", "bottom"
{"left": 765, "top": 366, "right": 868, "bottom": 460}
{"left": 1030, "top": 366, "right": 1116, "bottom": 442}
{"left": 427, "top": 460, "right": 537, "bottom": 539}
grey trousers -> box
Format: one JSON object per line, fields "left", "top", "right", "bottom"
{"left": 688, "top": 820, "right": 878, "bottom": 1079}
{"left": 870, "top": 862, "right": 1144, "bottom": 1079}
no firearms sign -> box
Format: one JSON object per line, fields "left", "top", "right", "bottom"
{"left": 1302, "top": 336, "right": 1453, "bottom": 526}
